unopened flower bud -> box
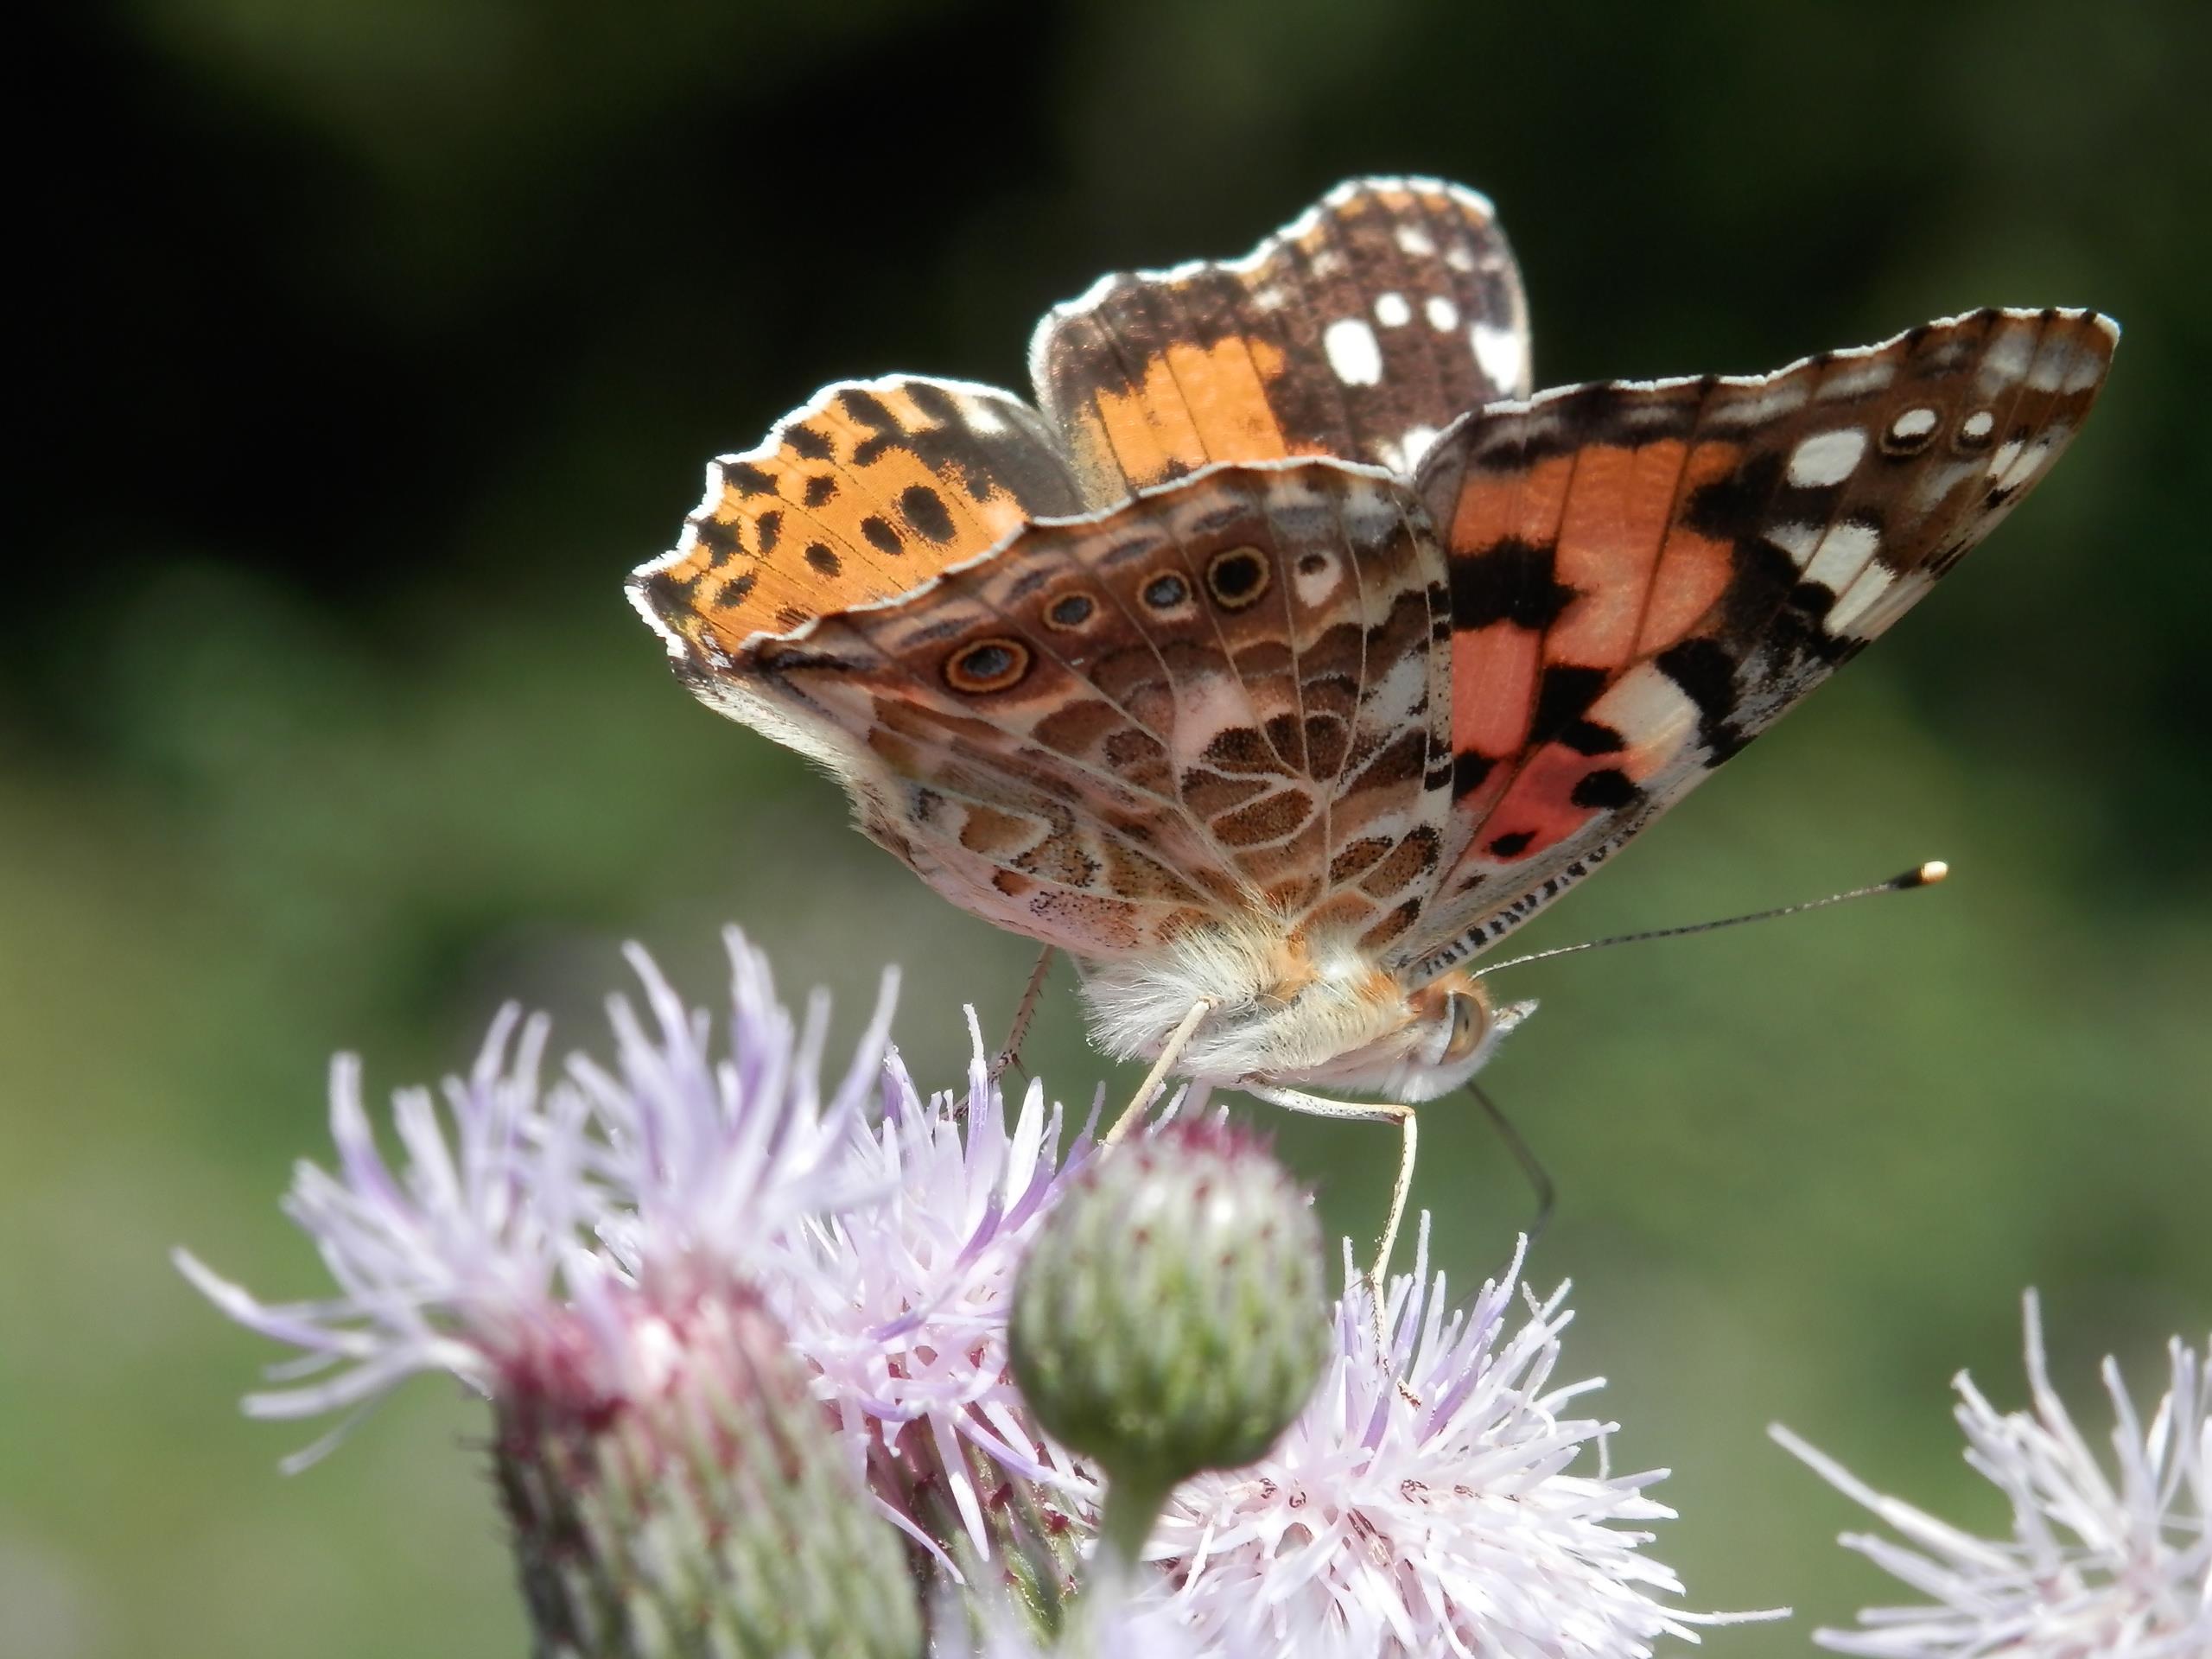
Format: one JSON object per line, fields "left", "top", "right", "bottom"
{"left": 496, "top": 1286, "right": 920, "bottom": 1659}
{"left": 1008, "top": 1120, "right": 1326, "bottom": 1565}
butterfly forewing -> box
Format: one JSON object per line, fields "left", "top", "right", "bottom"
{"left": 1029, "top": 178, "right": 1529, "bottom": 506}
{"left": 632, "top": 375, "right": 1084, "bottom": 664}
{"left": 1395, "top": 307, "right": 2118, "bottom": 981}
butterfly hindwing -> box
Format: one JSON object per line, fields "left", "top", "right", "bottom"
{"left": 742, "top": 460, "right": 1457, "bottom": 960}
{"left": 1395, "top": 307, "right": 2119, "bottom": 981}
{"left": 1029, "top": 178, "right": 1530, "bottom": 506}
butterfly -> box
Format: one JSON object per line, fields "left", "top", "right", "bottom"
{"left": 630, "top": 177, "right": 2115, "bottom": 1277}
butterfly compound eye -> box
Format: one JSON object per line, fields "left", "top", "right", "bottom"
{"left": 944, "top": 637, "right": 1032, "bottom": 695}
{"left": 1441, "top": 989, "right": 1488, "bottom": 1065}
{"left": 1204, "top": 545, "right": 1273, "bottom": 611}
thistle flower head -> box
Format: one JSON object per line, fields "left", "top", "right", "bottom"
{"left": 580, "top": 934, "right": 892, "bottom": 1300}
{"left": 498, "top": 1282, "right": 922, "bottom": 1659}
{"left": 1010, "top": 1118, "right": 1327, "bottom": 1565}
{"left": 1775, "top": 1293, "right": 2212, "bottom": 1658}
{"left": 1148, "top": 1217, "right": 1772, "bottom": 1658}
{"left": 175, "top": 930, "right": 877, "bottom": 1444}
{"left": 774, "top": 1015, "right": 1099, "bottom": 1564}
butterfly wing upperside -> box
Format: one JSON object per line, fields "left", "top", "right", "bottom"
{"left": 1392, "top": 307, "right": 2118, "bottom": 982}
{"left": 1030, "top": 177, "right": 1529, "bottom": 505}
{"left": 632, "top": 374, "right": 1084, "bottom": 671}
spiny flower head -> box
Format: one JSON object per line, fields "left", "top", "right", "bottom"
{"left": 1147, "top": 1217, "right": 1773, "bottom": 1658}
{"left": 1010, "top": 1117, "right": 1327, "bottom": 1565}
{"left": 1775, "top": 1293, "right": 2211, "bottom": 1659}
{"left": 775, "top": 1015, "right": 1099, "bottom": 1565}
{"left": 175, "top": 931, "right": 876, "bottom": 1442}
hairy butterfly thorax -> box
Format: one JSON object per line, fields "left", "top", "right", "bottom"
{"left": 630, "top": 175, "right": 2115, "bottom": 1287}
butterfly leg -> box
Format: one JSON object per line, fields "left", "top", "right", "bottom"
{"left": 989, "top": 944, "right": 1057, "bottom": 1084}
{"left": 1248, "top": 1084, "right": 1419, "bottom": 1373}
{"left": 1103, "top": 996, "right": 1217, "bottom": 1148}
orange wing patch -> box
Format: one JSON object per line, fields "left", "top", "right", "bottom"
{"left": 1071, "top": 335, "right": 1294, "bottom": 497}
{"left": 1030, "top": 176, "right": 1530, "bottom": 505}
{"left": 631, "top": 376, "right": 1084, "bottom": 660}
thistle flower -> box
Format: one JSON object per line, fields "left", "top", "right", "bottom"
{"left": 1773, "top": 1293, "right": 2212, "bottom": 1658}
{"left": 181, "top": 931, "right": 1101, "bottom": 1641}
{"left": 771, "top": 1017, "right": 1099, "bottom": 1574}
{"left": 1147, "top": 1218, "right": 1772, "bottom": 1658}
{"left": 175, "top": 931, "right": 877, "bottom": 1443}
{"left": 498, "top": 1282, "right": 921, "bottom": 1659}
{"left": 1011, "top": 1119, "right": 1328, "bottom": 1567}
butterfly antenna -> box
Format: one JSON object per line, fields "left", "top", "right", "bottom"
{"left": 1467, "top": 1080, "right": 1554, "bottom": 1250}
{"left": 1472, "top": 861, "right": 1949, "bottom": 979}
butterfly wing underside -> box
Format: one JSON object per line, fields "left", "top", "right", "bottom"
{"left": 738, "top": 461, "right": 1461, "bottom": 961}
{"left": 1395, "top": 306, "right": 2118, "bottom": 982}
{"left": 1031, "top": 177, "right": 1529, "bottom": 506}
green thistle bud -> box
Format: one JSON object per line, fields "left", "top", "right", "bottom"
{"left": 494, "top": 1287, "right": 921, "bottom": 1659}
{"left": 1008, "top": 1120, "right": 1327, "bottom": 1567}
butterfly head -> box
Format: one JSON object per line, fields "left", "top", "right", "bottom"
{"left": 1272, "top": 969, "right": 1533, "bottom": 1103}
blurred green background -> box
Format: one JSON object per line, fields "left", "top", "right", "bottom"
{"left": 7, "top": 2, "right": 2208, "bottom": 1654}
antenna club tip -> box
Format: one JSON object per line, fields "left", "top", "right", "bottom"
{"left": 1902, "top": 860, "right": 1949, "bottom": 889}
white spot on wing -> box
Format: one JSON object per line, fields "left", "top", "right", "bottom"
{"left": 1816, "top": 356, "right": 1896, "bottom": 400}
{"left": 1961, "top": 409, "right": 1995, "bottom": 441}
{"left": 1444, "top": 244, "right": 1476, "bottom": 273}
{"left": 1325, "top": 318, "right": 1384, "bottom": 386}
{"left": 1889, "top": 407, "right": 1938, "bottom": 442}
{"left": 1294, "top": 550, "right": 1340, "bottom": 607}
{"left": 957, "top": 395, "right": 1006, "bottom": 435}
{"left": 1471, "top": 321, "right": 1524, "bottom": 392}
{"left": 1978, "top": 318, "right": 2038, "bottom": 391}
{"left": 1989, "top": 438, "right": 2024, "bottom": 478}
{"left": 1425, "top": 295, "right": 1459, "bottom": 331}
{"left": 1373, "top": 291, "right": 1412, "bottom": 327}
{"left": 1827, "top": 563, "right": 1897, "bottom": 634}
{"left": 1395, "top": 225, "right": 1435, "bottom": 257}
{"left": 1803, "top": 519, "right": 1882, "bottom": 590}
{"left": 1994, "top": 431, "right": 2063, "bottom": 493}
{"left": 1402, "top": 424, "right": 1440, "bottom": 467}
{"left": 1787, "top": 428, "right": 1867, "bottom": 487}
{"left": 1588, "top": 662, "right": 1700, "bottom": 762}
{"left": 1768, "top": 519, "right": 1826, "bottom": 569}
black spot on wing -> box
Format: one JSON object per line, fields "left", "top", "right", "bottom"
{"left": 785, "top": 423, "right": 834, "bottom": 462}
{"left": 899, "top": 485, "right": 958, "bottom": 543}
{"left": 691, "top": 516, "right": 739, "bottom": 561}
{"left": 1452, "top": 750, "right": 1495, "bottom": 798}
{"left": 1656, "top": 637, "right": 1747, "bottom": 763}
{"left": 1530, "top": 665, "right": 1607, "bottom": 742}
{"left": 1569, "top": 767, "right": 1642, "bottom": 810}
{"left": 1448, "top": 539, "right": 1576, "bottom": 630}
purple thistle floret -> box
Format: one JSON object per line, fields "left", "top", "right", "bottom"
{"left": 776, "top": 1014, "right": 1101, "bottom": 1562}
{"left": 177, "top": 928, "right": 1091, "bottom": 1559}
{"left": 1146, "top": 1217, "right": 1780, "bottom": 1658}
{"left": 1775, "top": 1294, "right": 2211, "bottom": 1659}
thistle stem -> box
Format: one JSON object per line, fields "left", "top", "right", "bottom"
{"left": 1096, "top": 1469, "right": 1173, "bottom": 1573}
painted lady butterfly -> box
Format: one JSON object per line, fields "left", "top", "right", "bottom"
{"left": 631, "top": 178, "right": 2114, "bottom": 1274}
